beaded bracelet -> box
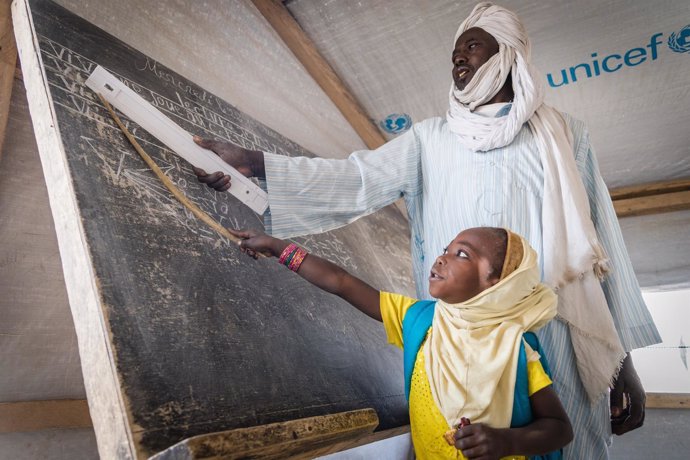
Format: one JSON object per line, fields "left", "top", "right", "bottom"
{"left": 288, "top": 247, "right": 308, "bottom": 272}
{"left": 278, "top": 243, "right": 308, "bottom": 272}
{"left": 283, "top": 248, "right": 298, "bottom": 268}
{"left": 278, "top": 243, "right": 298, "bottom": 265}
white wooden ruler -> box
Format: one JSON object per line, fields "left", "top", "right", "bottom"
{"left": 85, "top": 65, "right": 268, "bottom": 215}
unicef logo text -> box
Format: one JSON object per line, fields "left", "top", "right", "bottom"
{"left": 668, "top": 25, "right": 690, "bottom": 53}
{"left": 547, "top": 24, "right": 689, "bottom": 88}
{"left": 380, "top": 113, "right": 412, "bottom": 135}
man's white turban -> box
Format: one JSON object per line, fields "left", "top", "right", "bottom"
{"left": 447, "top": 2, "right": 543, "bottom": 149}
{"left": 445, "top": 2, "right": 625, "bottom": 404}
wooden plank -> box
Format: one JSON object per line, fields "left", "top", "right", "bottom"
{"left": 612, "top": 190, "right": 690, "bottom": 218}
{"left": 0, "top": 0, "right": 17, "bottom": 159}
{"left": 150, "top": 409, "right": 379, "bottom": 459}
{"left": 0, "top": 399, "right": 92, "bottom": 433}
{"left": 646, "top": 393, "right": 690, "bottom": 409}
{"left": 610, "top": 178, "right": 690, "bottom": 200}
{"left": 250, "top": 0, "right": 386, "bottom": 150}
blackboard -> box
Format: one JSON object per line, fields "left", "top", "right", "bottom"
{"left": 19, "top": 0, "right": 413, "bottom": 456}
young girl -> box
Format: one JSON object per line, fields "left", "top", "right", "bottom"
{"left": 228, "top": 226, "right": 573, "bottom": 460}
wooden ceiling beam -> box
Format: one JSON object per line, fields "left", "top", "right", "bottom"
{"left": 612, "top": 190, "right": 690, "bottom": 218}
{"left": 645, "top": 393, "right": 690, "bottom": 409}
{"left": 250, "top": 0, "right": 386, "bottom": 150}
{"left": 0, "top": 0, "right": 18, "bottom": 161}
{"left": 609, "top": 178, "right": 690, "bottom": 218}
{"left": 610, "top": 178, "right": 690, "bottom": 201}
{"left": 0, "top": 399, "right": 92, "bottom": 433}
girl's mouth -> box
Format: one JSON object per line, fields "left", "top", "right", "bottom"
{"left": 429, "top": 270, "right": 444, "bottom": 281}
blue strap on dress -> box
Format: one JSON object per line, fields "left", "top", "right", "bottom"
{"left": 401, "top": 299, "right": 436, "bottom": 400}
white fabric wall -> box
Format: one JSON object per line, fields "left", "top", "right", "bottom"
{"left": 287, "top": 0, "right": 690, "bottom": 188}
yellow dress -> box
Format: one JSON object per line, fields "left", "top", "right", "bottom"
{"left": 381, "top": 292, "right": 552, "bottom": 460}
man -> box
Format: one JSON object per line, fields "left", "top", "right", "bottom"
{"left": 194, "top": 3, "right": 659, "bottom": 458}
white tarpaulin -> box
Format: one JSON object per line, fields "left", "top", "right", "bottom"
{"left": 287, "top": 0, "right": 690, "bottom": 188}
{"left": 53, "top": 0, "right": 689, "bottom": 289}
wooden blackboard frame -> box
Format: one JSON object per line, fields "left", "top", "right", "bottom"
{"left": 13, "top": 0, "right": 413, "bottom": 458}
{"left": 13, "top": 0, "right": 137, "bottom": 456}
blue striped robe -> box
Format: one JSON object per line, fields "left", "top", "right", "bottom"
{"left": 262, "top": 108, "right": 660, "bottom": 460}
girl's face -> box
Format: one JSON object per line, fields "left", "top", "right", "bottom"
{"left": 428, "top": 228, "right": 503, "bottom": 303}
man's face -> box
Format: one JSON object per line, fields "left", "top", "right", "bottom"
{"left": 451, "top": 27, "right": 500, "bottom": 91}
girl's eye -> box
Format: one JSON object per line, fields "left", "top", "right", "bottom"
{"left": 457, "top": 250, "right": 469, "bottom": 258}
{"left": 442, "top": 247, "right": 448, "bottom": 254}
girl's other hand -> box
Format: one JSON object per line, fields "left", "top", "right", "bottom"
{"left": 454, "top": 423, "right": 508, "bottom": 460}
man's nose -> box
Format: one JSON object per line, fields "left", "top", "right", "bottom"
{"left": 453, "top": 54, "right": 466, "bottom": 66}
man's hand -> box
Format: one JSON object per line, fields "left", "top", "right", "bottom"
{"left": 454, "top": 423, "right": 509, "bottom": 460}
{"left": 610, "top": 353, "right": 646, "bottom": 435}
{"left": 192, "top": 137, "right": 266, "bottom": 191}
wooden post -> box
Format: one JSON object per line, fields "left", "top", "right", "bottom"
{"left": 0, "top": 0, "right": 17, "bottom": 159}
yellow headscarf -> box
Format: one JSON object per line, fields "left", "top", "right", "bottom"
{"left": 423, "top": 230, "right": 557, "bottom": 428}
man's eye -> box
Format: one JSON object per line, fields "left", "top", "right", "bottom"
{"left": 468, "top": 43, "right": 478, "bottom": 49}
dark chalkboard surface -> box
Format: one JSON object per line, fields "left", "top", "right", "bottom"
{"left": 21, "top": 0, "right": 413, "bottom": 456}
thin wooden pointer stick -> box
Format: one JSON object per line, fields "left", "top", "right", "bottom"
{"left": 97, "top": 93, "right": 265, "bottom": 257}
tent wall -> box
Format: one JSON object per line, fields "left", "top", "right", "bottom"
{"left": 1, "top": 1, "right": 687, "bottom": 458}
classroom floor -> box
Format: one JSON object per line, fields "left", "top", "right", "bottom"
{"left": 609, "top": 408, "right": 690, "bottom": 460}
{"left": 318, "top": 408, "right": 690, "bottom": 460}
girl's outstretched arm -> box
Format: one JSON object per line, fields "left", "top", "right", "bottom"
{"left": 228, "top": 228, "right": 382, "bottom": 321}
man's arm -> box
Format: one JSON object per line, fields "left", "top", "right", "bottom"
{"left": 193, "top": 121, "right": 426, "bottom": 239}
{"left": 228, "top": 228, "right": 382, "bottom": 321}
{"left": 454, "top": 386, "right": 573, "bottom": 459}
